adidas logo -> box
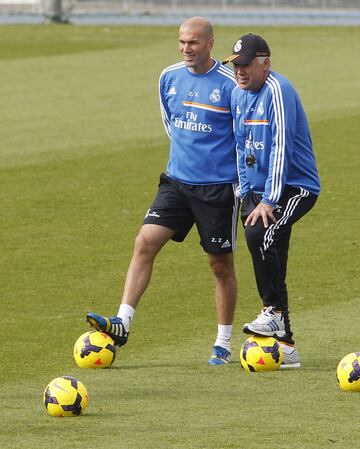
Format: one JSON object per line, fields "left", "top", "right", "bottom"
{"left": 168, "top": 86, "right": 176, "bottom": 95}
{"left": 221, "top": 239, "right": 231, "bottom": 248}
{"left": 145, "top": 209, "right": 160, "bottom": 219}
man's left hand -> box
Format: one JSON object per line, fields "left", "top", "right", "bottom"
{"left": 245, "top": 202, "right": 276, "bottom": 228}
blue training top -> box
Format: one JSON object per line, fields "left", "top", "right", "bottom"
{"left": 159, "top": 60, "right": 238, "bottom": 185}
{"left": 231, "top": 70, "right": 320, "bottom": 206}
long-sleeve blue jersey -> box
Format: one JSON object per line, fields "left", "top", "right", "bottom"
{"left": 159, "top": 60, "right": 238, "bottom": 185}
{"left": 231, "top": 70, "right": 320, "bottom": 206}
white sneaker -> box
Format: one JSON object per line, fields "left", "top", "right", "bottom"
{"left": 279, "top": 343, "right": 301, "bottom": 369}
{"left": 243, "top": 306, "right": 286, "bottom": 337}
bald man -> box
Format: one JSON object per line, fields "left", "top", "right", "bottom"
{"left": 86, "top": 17, "right": 239, "bottom": 365}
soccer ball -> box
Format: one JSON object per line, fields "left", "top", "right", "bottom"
{"left": 74, "top": 330, "right": 116, "bottom": 369}
{"left": 43, "top": 376, "right": 89, "bottom": 417}
{"left": 240, "top": 335, "right": 283, "bottom": 372}
{"left": 337, "top": 352, "right": 360, "bottom": 392}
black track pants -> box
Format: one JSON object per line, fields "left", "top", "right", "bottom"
{"left": 241, "top": 186, "right": 318, "bottom": 341}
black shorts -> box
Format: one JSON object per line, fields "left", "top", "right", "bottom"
{"left": 143, "top": 173, "right": 240, "bottom": 254}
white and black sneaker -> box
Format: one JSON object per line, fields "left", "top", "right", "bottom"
{"left": 279, "top": 343, "right": 301, "bottom": 369}
{"left": 243, "top": 306, "right": 286, "bottom": 338}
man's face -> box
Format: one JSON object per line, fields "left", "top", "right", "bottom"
{"left": 233, "top": 58, "right": 270, "bottom": 91}
{"left": 178, "top": 26, "right": 214, "bottom": 73}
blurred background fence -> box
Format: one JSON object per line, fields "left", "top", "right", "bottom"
{"left": 0, "top": 0, "right": 360, "bottom": 24}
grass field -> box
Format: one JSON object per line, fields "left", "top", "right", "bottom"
{"left": 1, "top": 24, "right": 360, "bottom": 449}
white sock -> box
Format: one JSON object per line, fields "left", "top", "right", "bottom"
{"left": 117, "top": 304, "right": 135, "bottom": 332}
{"left": 214, "top": 324, "right": 232, "bottom": 352}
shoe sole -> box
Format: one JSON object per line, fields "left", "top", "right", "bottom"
{"left": 243, "top": 325, "right": 286, "bottom": 338}
{"left": 208, "top": 358, "right": 230, "bottom": 365}
{"left": 87, "top": 316, "right": 105, "bottom": 332}
{"left": 280, "top": 362, "right": 301, "bottom": 369}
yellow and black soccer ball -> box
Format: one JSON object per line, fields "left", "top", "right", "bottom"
{"left": 337, "top": 352, "right": 360, "bottom": 392}
{"left": 43, "top": 376, "right": 89, "bottom": 417}
{"left": 74, "top": 330, "right": 116, "bottom": 369}
{"left": 240, "top": 335, "right": 283, "bottom": 372}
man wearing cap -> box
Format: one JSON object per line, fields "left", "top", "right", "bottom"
{"left": 223, "top": 33, "right": 320, "bottom": 368}
{"left": 86, "top": 17, "right": 240, "bottom": 366}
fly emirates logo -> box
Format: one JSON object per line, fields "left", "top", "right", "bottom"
{"left": 174, "top": 111, "right": 213, "bottom": 133}
{"left": 245, "top": 131, "right": 264, "bottom": 151}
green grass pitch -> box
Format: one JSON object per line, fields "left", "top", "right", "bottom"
{"left": 0, "top": 24, "right": 359, "bottom": 449}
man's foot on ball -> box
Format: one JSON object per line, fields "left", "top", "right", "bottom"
{"left": 243, "top": 306, "right": 286, "bottom": 338}
{"left": 208, "top": 345, "right": 231, "bottom": 365}
{"left": 86, "top": 312, "right": 129, "bottom": 347}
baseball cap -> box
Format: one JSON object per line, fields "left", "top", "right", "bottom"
{"left": 222, "top": 33, "right": 271, "bottom": 65}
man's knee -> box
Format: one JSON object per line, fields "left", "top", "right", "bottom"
{"left": 133, "top": 225, "right": 173, "bottom": 259}
{"left": 244, "top": 222, "right": 265, "bottom": 248}
{"left": 209, "top": 254, "right": 235, "bottom": 280}
{"left": 133, "top": 231, "right": 159, "bottom": 259}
